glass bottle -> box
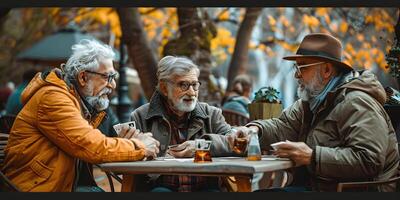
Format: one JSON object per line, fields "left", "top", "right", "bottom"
{"left": 247, "top": 130, "right": 261, "bottom": 161}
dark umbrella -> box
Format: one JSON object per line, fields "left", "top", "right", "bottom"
{"left": 16, "top": 23, "right": 120, "bottom": 65}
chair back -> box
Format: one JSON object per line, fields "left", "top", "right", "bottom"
{"left": 0, "top": 114, "right": 16, "bottom": 134}
{"left": 222, "top": 109, "right": 250, "bottom": 126}
{"left": 0, "top": 133, "right": 19, "bottom": 192}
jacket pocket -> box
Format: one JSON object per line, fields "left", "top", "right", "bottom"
{"left": 18, "top": 160, "right": 54, "bottom": 191}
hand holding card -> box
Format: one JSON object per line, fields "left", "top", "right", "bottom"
{"left": 113, "top": 121, "right": 139, "bottom": 139}
{"left": 113, "top": 121, "right": 137, "bottom": 135}
{"left": 270, "top": 141, "right": 287, "bottom": 150}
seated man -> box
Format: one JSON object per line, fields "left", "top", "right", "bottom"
{"left": 233, "top": 33, "right": 400, "bottom": 192}
{"left": 131, "top": 55, "right": 236, "bottom": 192}
{"left": 1, "top": 39, "right": 159, "bottom": 192}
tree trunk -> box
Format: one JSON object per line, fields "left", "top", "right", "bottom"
{"left": 226, "top": 8, "right": 263, "bottom": 91}
{"left": 163, "top": 8, "right": 220, "bottom": 105}
{"left": 116, "top": 8, "right": 158, "bottom": 100}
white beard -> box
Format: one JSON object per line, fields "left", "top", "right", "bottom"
{"left": 85, "top": 95, "right": 110, "bottom": 111}
{"left": 297, "top": 72, "right": 324, "bottom": 101}
{"left": 82, "top": 81, "right": 112, "bottom": 111}
{"left": 167, "top": 86, "right": 197, "bottom": 113}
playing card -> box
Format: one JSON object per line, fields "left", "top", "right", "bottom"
{"left": 270, "top": 141, "right": 286, "bottom": 150}
{"left": 113, "top": 121, "right": 136, "bottom": 134}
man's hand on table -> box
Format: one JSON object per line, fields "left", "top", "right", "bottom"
{"left": 131, "top": 132, "right": 160, "bottom": 160}
{"left": 166, "top": 140, "right": 195, "bottom": 158}
{"left": 272, "top": 141, "right": 312, "bottom": 167}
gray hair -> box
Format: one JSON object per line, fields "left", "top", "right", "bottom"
{"left": 156, "top": 55, "right": 200, "bottom": 88}
{"left": 62, "top": 39, "right": 115, "bottom": 82}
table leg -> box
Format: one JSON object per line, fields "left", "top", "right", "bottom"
{"left": 121, "top": 174, "right": 135, "bottom": 192}
{"left": 235, "top": 176, "right": 252, "bottom": 192}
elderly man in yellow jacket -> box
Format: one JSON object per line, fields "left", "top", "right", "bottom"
{"left": 1, "top": 39, "right": 160, "bottom": 192}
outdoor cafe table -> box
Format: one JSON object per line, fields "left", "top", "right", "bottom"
{"left": 98, "top": 155, "right": 294, "bottom": 192}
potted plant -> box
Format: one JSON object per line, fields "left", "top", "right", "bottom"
{"left": 248, "top": 86, "right": 283, "bottom": 120}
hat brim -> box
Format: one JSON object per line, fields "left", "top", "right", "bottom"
{"left": 283, "top": 55, "right": 353, "bottom": 72}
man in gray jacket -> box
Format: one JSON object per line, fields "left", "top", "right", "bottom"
{"left": 130, "top": 55, "right": 235, "bottom": 192}
{"left": 235, "top": 33, "right": 399, "bottom": 191}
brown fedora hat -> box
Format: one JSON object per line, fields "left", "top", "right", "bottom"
{"left": 283, "top": 33, "right": 353, "bottom": 72}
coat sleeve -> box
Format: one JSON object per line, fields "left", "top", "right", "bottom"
{"left": 314, "top": 91, "right": 389, "bottom": 179}
{"left": 200, "top": 107, "right": 235, "bottom": 156}
{"left": 37, "top": 90, "right": 145, "bottom": 163}
{"left": 247, "top": 100, "right": 304, "bottom": 151}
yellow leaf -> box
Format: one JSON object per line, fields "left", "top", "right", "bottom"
{"left": 365, "top": 15, "right": 374, "bottom": 23}
{"left": 258, "top": 44, "right": 267, "bottom": 51}
{"left": 147, "top": 30, "right": 156, "bottom": 40}
{"left": 219, "top": 10, "right": 229, "bottom": 20}
{"left": 228, "top": 46, "right": 234, "bottom": 54}
{"left": 265, "top": 46, "right": 275, "bottom": 57}
{"left": 279, "top": 15, "right": 290, "bottom": 27}
{"left": 268, "top": 15, "right": 276, "bottom": 26}
{"left": 362, "top": 42, "right": 371, "bottom": 49}
{"left": 303, "top": 15, "right": 320, "bottom": 28}
{"left": 111, "top": 25, "right": 121, "bottom": 38}
{"left": 345, "top": 43, "right": 354, "bottom": 53}
{"left": 211, "top": 38, "right": 218, "bottom": 50}
{"left": 248, "top": 41, "right": 257, "bottom": 49}
{"left": 357, "top": 34, "right": 364, "bottom": 42}
{"left": 324, "top": 14, "right": 331, "bottom": 24}
{"left": 149, "top": 10, "right": 164, "bottom": 20}
{"left": 74, "top": 15, "right": 82, "bottom": 23}
{"left": 340, "top": 21, "right": 348, "bottom": 33}
{"left": 315, "top": 8, "right": 327, "bottom": 16}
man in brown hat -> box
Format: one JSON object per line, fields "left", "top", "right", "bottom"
{"left": 233, "top": 33, "right": 399, "bottom": 191}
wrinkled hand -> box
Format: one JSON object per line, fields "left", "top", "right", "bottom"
{"left": 227, "top": 126, "right": 258, "bottom": 150}
{"left": 273, "top": 141, "right": 312, "bottom": 167}
{"left": 132, "top": 132, "right": 160, "bottom": 160}
{"left": 118, "top": 125, "right": 140, "bottom": 139}
{"left": 167, "top": 141, "right": 195, "bottom": 158}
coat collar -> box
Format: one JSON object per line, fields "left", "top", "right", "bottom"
{"left": 145, "top": 90, "right": 208, "bottom": 120}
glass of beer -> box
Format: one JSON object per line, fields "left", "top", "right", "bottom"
{"left": 194, "top": 139, "right": 212, "bottom": 163}
{"left": 233, "top": 137, "right": 248, "bottom": 154}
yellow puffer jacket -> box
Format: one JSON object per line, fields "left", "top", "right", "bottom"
{"left": 2, "top": 69, "right": 145, "bottom": 192}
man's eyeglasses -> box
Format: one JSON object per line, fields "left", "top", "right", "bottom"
{"left": 166, "top": 80, "right": 202, "bottom": 91}
{"left": 293, "top": 61, "right": 325, "bottom": 77}
{"left": 85, "top": 70, "right": 119, "bottom": 84}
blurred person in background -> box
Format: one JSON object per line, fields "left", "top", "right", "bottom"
{"left": 221, "top": 74, "right": 253, "bottom": 117}
{"left": 5, "top": 69, "right": 38, "bottom": 115}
